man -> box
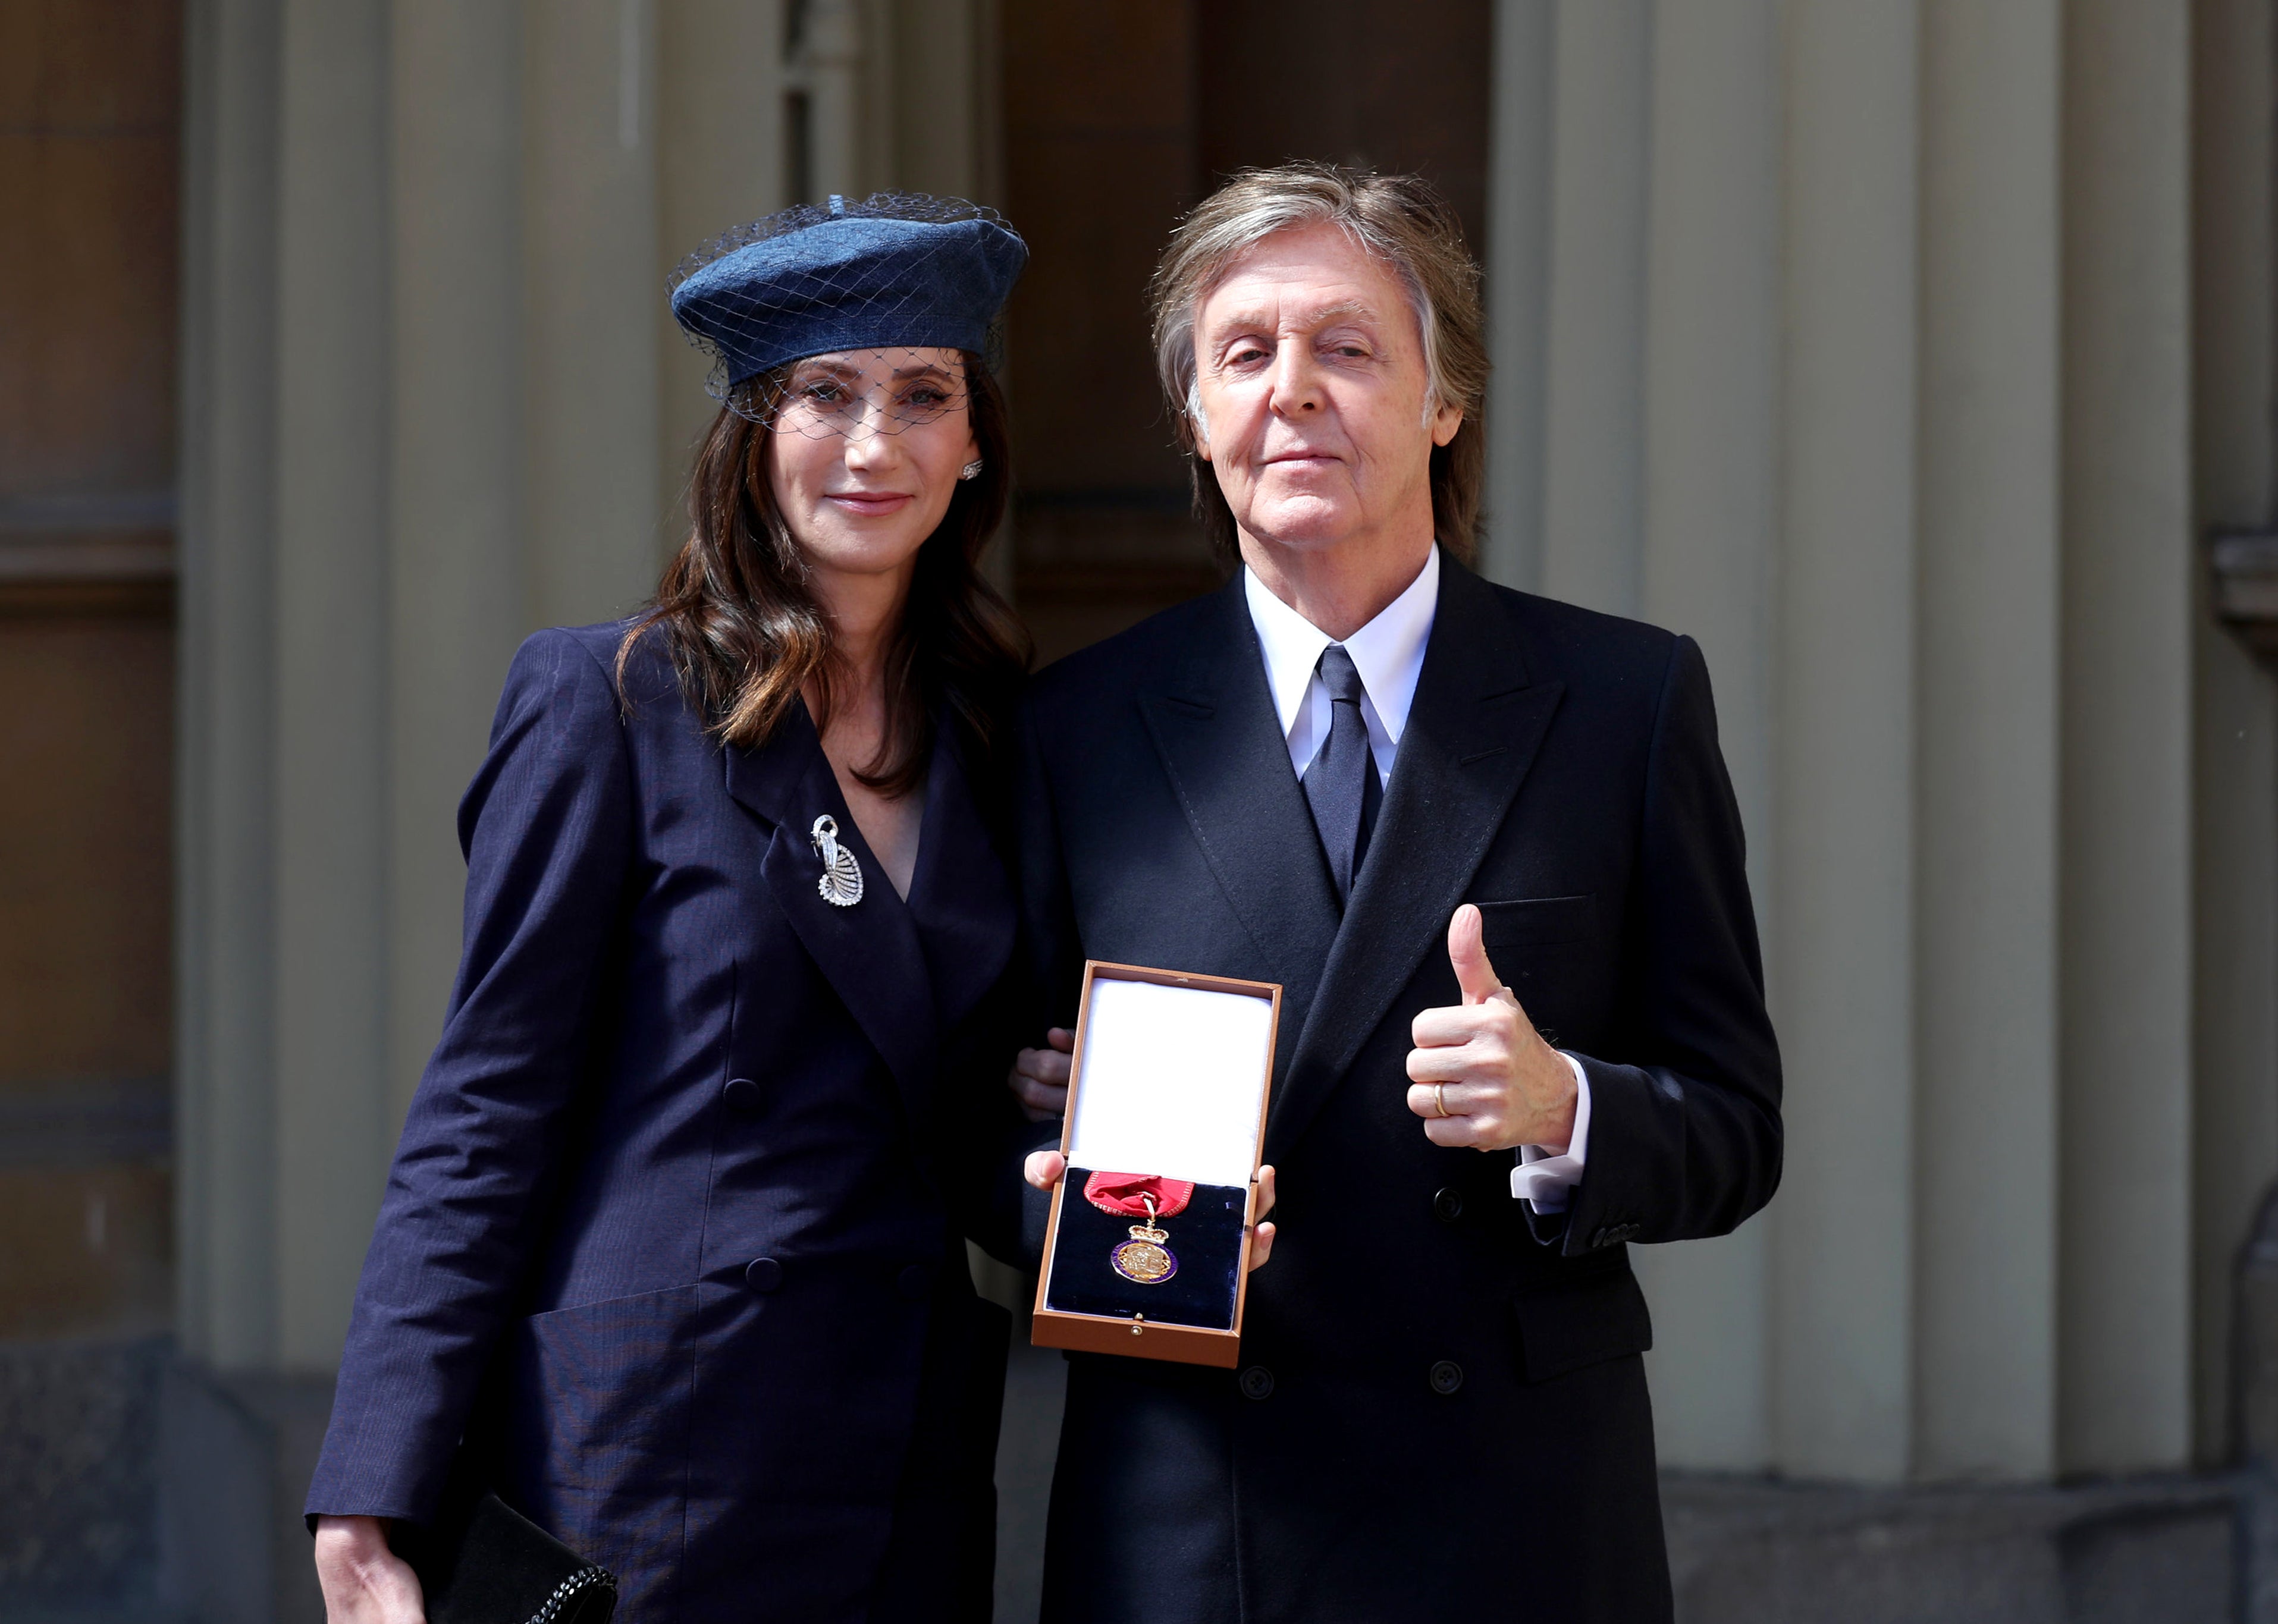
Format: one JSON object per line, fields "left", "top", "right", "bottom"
{"left": 1011, "top": 165, "right": 1781, "bottom": 1622}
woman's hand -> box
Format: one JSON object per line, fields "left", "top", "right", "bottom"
{"left": 1008, "top": 1027, "right": 1075, "bottom": 1121}
{"left": 313, "top": 1515, "right": 425, "bottom": 1624}
{"left": 1025, "top": 1152, "right": 1279, "bottom": 1270}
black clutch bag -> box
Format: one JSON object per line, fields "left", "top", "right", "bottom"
{"left": 406, "top": 1488, "right": 617, "bottom": 1624}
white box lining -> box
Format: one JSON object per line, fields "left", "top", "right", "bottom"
{"left": 1063, "top": 977, "right": 1273, "bottom": 1189}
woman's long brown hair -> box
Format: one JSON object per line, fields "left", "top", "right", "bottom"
{"left": 619, "top": 356, "right": 1030, "bottom": 797}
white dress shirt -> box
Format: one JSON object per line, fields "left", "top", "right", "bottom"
{"left": 1241, "top": 546, "right": 1592, "bottom": 1214}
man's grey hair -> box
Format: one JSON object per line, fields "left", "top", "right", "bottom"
{"left": 1147, "top": 162, "right": 1489, "bottom": 561}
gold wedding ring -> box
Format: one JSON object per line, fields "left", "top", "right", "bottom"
{"left": 1434, "top": 1083, "right": 1451, "bottom": 1118}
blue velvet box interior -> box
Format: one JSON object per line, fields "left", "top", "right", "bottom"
{"left": 1043, "top": 1167, "right": 1251, "bottom": 1330}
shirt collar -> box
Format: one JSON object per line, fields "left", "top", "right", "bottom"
{"left": 1242, "top": 544, "right": 1440, "bottom": 743}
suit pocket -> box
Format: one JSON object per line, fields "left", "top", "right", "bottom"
{"left": 1512, "top": 1268, "right": 1652, "bottom": 1383}
{"left": 1477, "top": 894, "right": 1596, "bottom": 950}
{"left": 504, "top": 1284, "right": 700, "bottom": 1619}
{"left": 507, "top": 1284, "right": 698, "bottom": 1500}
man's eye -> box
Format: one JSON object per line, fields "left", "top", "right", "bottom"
{"left": 1227, "top": 346, "right": 1269, "bottom": 367}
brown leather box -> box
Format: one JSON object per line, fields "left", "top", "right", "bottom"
{"left": 1031, "top": 961, "right": 1281, "bottom": 1368}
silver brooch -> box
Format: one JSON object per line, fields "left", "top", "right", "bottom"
{"left": 810, "top": 815, "right": 864, "bottom": 907}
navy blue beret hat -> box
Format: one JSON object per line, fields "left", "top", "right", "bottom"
{"left": 669, "top": 192, "right": 1027, "bottom": 413}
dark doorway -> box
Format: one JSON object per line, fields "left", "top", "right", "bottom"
{"left": 999, "top": 0, "right": 1492, "bottom": 664}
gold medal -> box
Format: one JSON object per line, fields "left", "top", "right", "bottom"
{"left": 1083, "top": 1176, "right": 1193, "bottom": 1287}
{"left": 1110, "top": 1199, "right": 1179, "bottom": 1284}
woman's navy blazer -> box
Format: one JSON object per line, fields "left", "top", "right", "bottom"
{"left": 306, "top": 623, "right": 1025, "bottom": 1622}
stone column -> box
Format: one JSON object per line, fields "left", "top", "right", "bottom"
{"left": 1765, "top": 0, "right": 1921, "bottom": 1485}
{"left": 177, "top": 0, "right": 403, "bottom": 1388}
{"left": 2056, "top": 0, "right": 2196, "bottom": 1477}
{"left": 523, "top": 0, "right": 664, "bottom": 617}
{"left": 1485, "top": 0, "right": 1786, "bottom": 1475}
{"left": 175, "top": 0, "right": 284, "bottom": 1380}
{"left": 2191, "top": 0, "right": 2278, "bottom": 1472}
{"left": 1536, "top": 0, "right": 1651, "bottom": 618}
{"left": 1476, "top": 3, "right": 2276, "bottom": 1605}
{"left": 172, "top": 1, "right": 776, "bottom": 1612}
{"left": 174, "top": 1, "right": 397, "bottom": 1613}
{"left": 269, "top": 0, "right": 394, "bottom": 1378}
{"left": 1632, "top": 0, "right": 1781, "bottom": 1474}
{"left": 387, "top": 0, "right": 528, "bottom": 1130}
{"left": 1912, "top": 0, "right": 2064, "bottom": 1482}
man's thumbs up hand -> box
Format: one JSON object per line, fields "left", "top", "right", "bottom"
{"left": 1405, "top": 904, "right": 1577, "bottom": 1152}
{"left": 1447, "top": 901, "right": 1519, "bottom": 1009}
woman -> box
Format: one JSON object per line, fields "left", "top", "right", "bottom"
{"left": 305, "top": 195, "right": 1033, "bottom": 1622}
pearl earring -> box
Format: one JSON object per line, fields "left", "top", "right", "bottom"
{"left": 959, "top": 459, "right": 984, "bottom": 481}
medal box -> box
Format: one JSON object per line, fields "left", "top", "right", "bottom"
{"left": 1031, "top": 960, "right": 1281, "bottom": 1368}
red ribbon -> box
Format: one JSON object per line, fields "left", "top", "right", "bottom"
{"left": 1082, "top": 1171, "right": 1194, "bottom": 1221}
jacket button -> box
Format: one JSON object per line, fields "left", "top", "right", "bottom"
{"left": 723, "top": 1077, "right": 762, "bottom": 1112}
{"left": 1432, "top": 1186, "right": 1464, "bottom": 1223}
{"left": 745, "top": 1257, "right": 783, "bottom": 1293}
{"left": 897, "top": 1263, "right": 934, "bottom": 1301}
{"left": 1429, "top": 1360, "right": 1464, "bottom": 1396}
{"left": 1238, "top": 1365, "right": 1275, "bottom": 1401}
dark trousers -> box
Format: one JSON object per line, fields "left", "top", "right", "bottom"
{"left": 1039, "top": 1349, "right": 1673, "bottom": 1624}
{"left": 1041, "top": 1356, "right": 1240, "bottom": 1624}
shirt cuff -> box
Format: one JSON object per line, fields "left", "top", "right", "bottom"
{"left": 1510, "top": 1054, "right": 1590, "bottom": 1214}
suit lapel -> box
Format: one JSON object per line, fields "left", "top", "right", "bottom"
{"left": 724, "top": 703, "right": 940, "bottom": 1116}
{"left": 1139, "top": 579, "right": 1341, "bottom": 1066}
{"left": 905, "top": 720, "right": 1016, "bottom": 1038}
{"left": 1266, "top": 560, "right": 1565, "bottom": 1162}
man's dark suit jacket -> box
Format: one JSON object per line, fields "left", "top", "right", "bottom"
{"left": 306, "top": 624, "right": 1025, "bottom": 1622}
{"left": 1016, "top": 554, "right": 1783, "bottom": 1624}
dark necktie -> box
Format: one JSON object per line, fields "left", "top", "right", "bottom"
{"left": 1302, "top": 644, "right": 1382, "bottom": 907}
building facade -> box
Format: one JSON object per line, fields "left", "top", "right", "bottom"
{"left": 4, "top": 1, "right": 2277, "bottom": 1619}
